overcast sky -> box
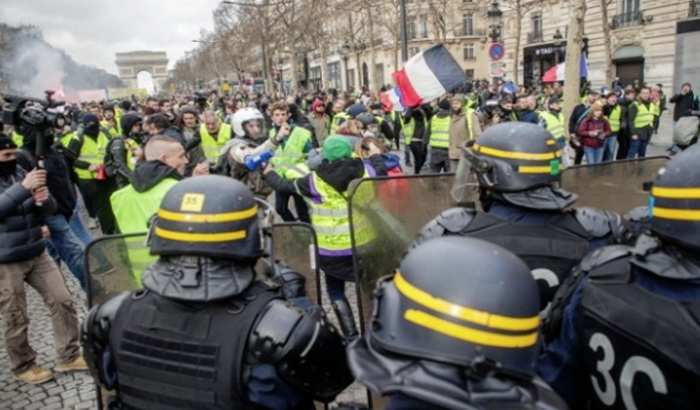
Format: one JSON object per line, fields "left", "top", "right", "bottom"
{"left": 1, "top": 0, "right": 222, "bottom": 74}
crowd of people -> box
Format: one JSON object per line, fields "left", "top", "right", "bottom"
{"left": 0, "top": 75, "right": 698, "bottom": 409}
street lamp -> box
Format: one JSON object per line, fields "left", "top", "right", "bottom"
{"left": 487, "top": 0, "right": 503, "bottom": 43}
{"left": 340, "top": 41, "right": 351, "bottom": 91}
{"left": 553, "top": 28, "right": 563, "bottom": 66}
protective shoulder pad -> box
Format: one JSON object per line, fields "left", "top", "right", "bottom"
{"left": 574, "top": 207, "right": 630, "bottom": 243}
{"left": 412, "top": 207, "right": 475, "bottom": 248}
{"left": 248, "top": 299, "right": 353, "bottom": 400}
{"left": 81, "top": 292, "right": 130, "bottom": 389}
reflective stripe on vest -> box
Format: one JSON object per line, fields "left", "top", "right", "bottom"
{"left": 11, "top": 131, "right": 23, "bottom": 148}
{"left": 271, "top": 127, "right": 311, "bottom": 178}
{"left": 606, "top": 105, "right": 622, "bottom": 133}
{"left": 634, "top": 102, "right": 654, "bottom": 129}
{"left": 199, "top": 123, "right": 232, "bottom": 162}
{"left": 75, "top": 131, "right": 111, "bottom": 180}
{"left": 539, "top": 111, "right": 566, "bottom": 140}
{"left": 429, "top": 115, "right": 450, "bottom": 148}
{"left": 308, "top": 167, "right": 373, "bottom": 256}
{"left": 465, "top": 108, "right": 476, "bottom": 140}
{"left": 329, "top": 113, "right": 349, "bottom": 134}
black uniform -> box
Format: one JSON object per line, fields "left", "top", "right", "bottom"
{"left": 81, "top": 175, "right": 352, "bottom": 410}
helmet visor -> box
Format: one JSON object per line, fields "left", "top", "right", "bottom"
{"left": 243, "top": 119, "right": 266, "bottom": 139}
{"left": 451, "top": 144, "right": 486, "bottom": 203}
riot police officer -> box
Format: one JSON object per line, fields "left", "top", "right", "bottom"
{"left": 539, "top": 144, "right": 700, "bottom": 409}
{"left": 348, "top": 236, "right": 567, "bottom": 409}
{"left": 81, "top": 175, "right": 353, "bottom": 409}
{"left": 415, "top": 122, "right": 628, "bottom": 310}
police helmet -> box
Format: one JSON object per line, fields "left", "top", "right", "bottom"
{"left": 650, "top": 144, "right": 700, "bottom": 251}
{"left": 231, "top": 107, "right": 265, "bottom": 137}
{"left": 355, "top": 112, "right": 378, "bottom": 128}
{"left": 369, "top": 236, "right": 541, "bottom": 377}
{"left": 459, "top": 122, "right": 563, "bottom": 192}
{"left": 149, "top": 175, "right": 262, "bottom": 261}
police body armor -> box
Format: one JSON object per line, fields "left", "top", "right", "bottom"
{"left": 579, "top": 237, "right": 700, "bottom": 410}
{"left": 416, "top": 206, "right": 622, "bottom": 309}
{"left": 109, "top": 283, "right": 277, "bottom": 409}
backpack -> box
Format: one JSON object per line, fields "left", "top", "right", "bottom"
{"left": 673, "top": 116, "right": 699, "bottom": 146}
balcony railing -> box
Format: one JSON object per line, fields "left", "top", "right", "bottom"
{"left": 611, "top": 11, "right": 644, "bottom": 29}
{"left": 455, "top": 28, "right": 487, "bottom": 37}
{"left": 527, "top": 32, "right": 544, "bottom": 44}
{"left": 691, "top": 0, "right": 700, "bottom": 18}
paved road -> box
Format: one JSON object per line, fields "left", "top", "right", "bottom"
{"left": 0, "top": 113, "right": 675, "bottom": 409}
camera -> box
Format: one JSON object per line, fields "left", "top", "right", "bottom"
{"left": 3, "top": 90, "right": 66, "bottom": 131}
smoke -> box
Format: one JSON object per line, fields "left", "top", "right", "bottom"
{"left": 3, "top": 35, "right": 66, "bottom": 98}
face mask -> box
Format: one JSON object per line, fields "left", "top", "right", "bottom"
{"left": 84, "top": 123, "right": 100, "bottom": 137}
{"left": 0, "top": 160, "right": 17, "bottom": 176}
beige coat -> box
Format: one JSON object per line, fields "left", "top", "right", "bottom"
{"left": 449, "top": 110, "right": 482, "bottom": 159}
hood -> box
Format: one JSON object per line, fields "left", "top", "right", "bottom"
{"left": 316, "top": 158, "right": 366, "bottom": 193}
{"left": 436, "top": 109, "right": 450, "bottom": 118}
{"left": 131, "top": 160, "right": 183, "bottom": 192}
{"left": 120, "top": 113, "right": 142, "bottom": 137}
{"left": 311, "top": 98, "right": 325, "bottom": 116}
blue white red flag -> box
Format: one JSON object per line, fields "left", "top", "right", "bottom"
{"left": 392, "top": 44, "right": 468, "bottom": 108}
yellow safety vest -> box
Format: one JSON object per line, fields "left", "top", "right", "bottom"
{"left": 633, "top": 102, "right": 654, "bottom": 129}
{"left": 605, "top": 105, "right": 622, "bottom": 134}
{"left": 539, "top": 111, "right": 566, "bottom": 140}
{"left": 465, "top": 108, "right": 476, "bottom": 140}
{"left": 403, "top": 118, "right": 415, "bottom": 144}
{"left": 101, "top": 120, "right": 121, "bottom": 137}
{"left": 429, "top": 115, "right": 450, "bottom": 148}
{"left": 110, "top": 177, "right": 179, "bottom": 285}
{"left": 270, "top": 127, "right": 311, "bottom": 178}
{"left": 651, "top": 101, "right": 661, "bottom": 117}
{"left": 308, "top": 167, "right": 373, "bottom": 256}
{"left": 329, "top": 112, "right": 350, "bottom": 134}
{"left": 11, "top": 131, "right": 23, "bottom": 148}
{"left": 199, "top": 123, "right": 233, "bottom": 162}
{"left": 75, "top": 131, "right": 111, "bottom": 180}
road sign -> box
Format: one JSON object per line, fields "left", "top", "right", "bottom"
{"left": 489, "top": 42, "right": 505, "bottom": 61}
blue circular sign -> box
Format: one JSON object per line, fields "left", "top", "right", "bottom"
{"left": 489, "top": 43, "right": 505, "bottom": 61}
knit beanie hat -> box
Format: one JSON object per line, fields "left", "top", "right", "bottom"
{"left": 323, "top": 135, "right": 353, "bottom": 162}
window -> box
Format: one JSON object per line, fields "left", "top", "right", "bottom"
{"left": 463, "top": 0, "right": 474, "bottom": 2}
{"left": 347, "top": 68, "right": 355, "bottom": 89}
{"left": 466, "top": 69, "right": 475, "bottom": 79}
{"left": 462, "top": 14, "right": 474, "bottom": 36}
{"left": 408, "top": 19, "right": 416, "bottom": 39}
{"left": 622, "top": 0, "right": 640, "bottom": 14}
{"left": 409, "top": 46, "right": 420, "bottom": 57}
{"left": 418, "top": 15, "right": 428, "bottom": 38}
{"left": 531, "top": 12, "right": 543, "bottom": 38}
{"left": 328, "top": 62, "right": 340, "bottom": 89}
{"left": 463, "top": 44, "right": 475, "bottom": 60}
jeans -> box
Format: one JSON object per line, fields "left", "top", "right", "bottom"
{"left": 325, "top": 273, "right": 347, "bottom": 303}
{"left": 69, "top": 197, "right": 93, "bottom": 246}
{"left": 0, "top": 251, "right": 81, "bottom": 374}
{"left": 404, "top": 144, "right": 412, "bottom": 165}
{"left": 43, "top": 214, "right": 87, "bottom": 289}
{"left": 627, "top": 139, "right": 649, "bottom": 159}
{"left": 583, "top": 146, "right": 604, "bottom": 164}
{"left": 429, "top": 148, "right": 450, "bottom": 173}
{"left": 601, "top": 136, "right": 617, "bottom": 162}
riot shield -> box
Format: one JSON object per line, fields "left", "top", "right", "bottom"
{"left": 84, "top": 232, "right": 152, "bottom": 410}
{"left": 85, "top": 233, "right": 151, "bottom": 308}
{"left": 561, "top": 156, "right": 667, "bottom": 215}
{"left": 268, "top": 222, "right": 322, "bottom": 305}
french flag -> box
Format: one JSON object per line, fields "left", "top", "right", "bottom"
{"left": 392, "top": 44, "right": 468, "bottom": 108}
{"left": 542, "top": 52, "right": 589, "bottom": 82}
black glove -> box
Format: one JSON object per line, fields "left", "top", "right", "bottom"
{"left": 269, "top": 264, "right": 307, "bottom": 300}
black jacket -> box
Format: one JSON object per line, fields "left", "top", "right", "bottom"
{"left": 0, "top": 166, "right": 57, "bottom": 263}
{"left": 16, "top": 147, "right": 76, "bottom": 219}
{"left": 669, "top": 92, "right": 699, "bottom": 121}
{"left": 131, "top": 160, "right": 183, "bottom": 193}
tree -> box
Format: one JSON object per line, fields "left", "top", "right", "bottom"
{"left": 500, "top": 0, "right": 544, "bottom": 84}
{"left": 599, "top": 0, "right": 615, "bottom": 88}
{"left": 563, "top": 0, "right": 587, "bottom": 128}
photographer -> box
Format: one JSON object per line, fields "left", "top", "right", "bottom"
{"left": 576, "top": 103, "right": 611, "bottom": 164}
{"left": 0, "top": 134, "right": 87, "bottom": 384}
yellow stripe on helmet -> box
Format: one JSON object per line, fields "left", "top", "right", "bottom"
{"left": 404, "top": 309, "right": 538, "bottom": 348}
{"left": 394, "top": 271, "right": 540, "bottom": 331}
{"left": 157, "top": 205, "right": 258, "bottom": 223}
{"left": 651, "top": 187, "right": 700, "bottom": 199}
{"left": 473, "top": 144, "right": 561, "bottom": 161}
{"left": 652, "top": 207, "right": 700, "bottom": 221}
{"left": 154, "top": 227, "right": 247, "bottom": 242}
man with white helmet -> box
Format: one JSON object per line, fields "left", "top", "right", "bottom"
{"left": 223, "top": 107, "right": 285, "bottom": 198}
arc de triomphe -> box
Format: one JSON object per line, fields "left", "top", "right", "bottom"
{"left": 115, "top": 51, "right": 168, "bottom": 92}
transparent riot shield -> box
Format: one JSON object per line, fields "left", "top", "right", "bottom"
{"left": 85, "top": 233, "right": 151, "bottom": 308}
{"left": 268, "top": 222, "right": 322, "bottom": 305}
{"left": 561, "top": 156, "right": 667, "bottom": 215}
{"left": 84, "top": 232, "right": 152, "bottom": 410}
